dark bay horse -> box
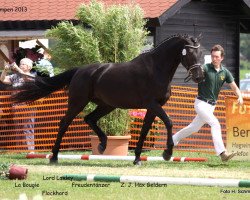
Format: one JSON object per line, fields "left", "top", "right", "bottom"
{"left": 12, "top": 34, "right": 204, "bottom": 165}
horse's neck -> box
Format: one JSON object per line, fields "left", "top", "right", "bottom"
{"left": 152, "top": 38, "right": 185, "bottom": 81}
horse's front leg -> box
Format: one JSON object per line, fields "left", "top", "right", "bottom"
{"left": 149, "top": 103, "right": 173, "bottom": 161}
{"left": 134, "top": 111, "right": 155, "bottom": 165}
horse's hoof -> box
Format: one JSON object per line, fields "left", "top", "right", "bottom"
{"left": 98, "top": 143, "right": 106, "bottom": 154}
{"left": 162, "top": 150, "right": 172, "bottom": 161}
{"left": 133, "top": 160, "right": 142, "bottom": 166}
{"left": 49, "top": 158, "right": 58, "bottom": 165}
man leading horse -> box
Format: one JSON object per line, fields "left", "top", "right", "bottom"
{"left": 173, "top": 44, "right": 243, "bottom": 162}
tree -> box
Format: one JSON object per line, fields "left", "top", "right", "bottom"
{"left": 240, "top": 34, "right": 250, "bottom": 76}
{"left": 240, "top": 34, "right": 250, "bottom": 61}
{"left": 46, "top": 0, "right": 147, "bottom": 69}
{"left": 46, "top": 0, "right": 148, "bottom": 135}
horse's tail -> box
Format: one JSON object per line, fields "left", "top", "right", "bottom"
{"left": 12, "top": 67, "right": 79, "bottom": 103}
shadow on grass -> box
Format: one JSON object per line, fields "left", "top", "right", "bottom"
{"left": 207, "top": 163, "right": 230, "bottom": 168}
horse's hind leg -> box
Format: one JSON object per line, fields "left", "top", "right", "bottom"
{"left": 84, "top": 105, "right": 114, "bottom": 154}
{"left": 134, "top": 110, "right": 155, "bottom": 165}
{"left": 50, "top": 96, "right": 88, "bottom": 164}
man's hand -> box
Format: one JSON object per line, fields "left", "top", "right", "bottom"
{"left": 237, "top": 96, "right": 243, "bottom": 105}
{"left": 4, "top": 63, "right": 11, "bottom": 70}
{"left": 10, "top": 63, "right": 20, "bottom": 71}
{"left": 229, "top": 81, "right": 244, "bottom": 106}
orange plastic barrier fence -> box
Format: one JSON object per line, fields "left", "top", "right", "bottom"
{"left": 0, "top": 90, "right": 92, "bottom": 153}
{"left": 129, "top": 85, "right": 234, "bottom": 154}
{"left": 0, "top": 86, "right": 235, "bottom": 154}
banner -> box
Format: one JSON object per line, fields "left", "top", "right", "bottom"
{"left": 225, "top": 96, "right": 250, "bottom": 160}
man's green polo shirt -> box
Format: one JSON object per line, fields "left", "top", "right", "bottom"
{"left": 198, "top": 63, "right": 234, "bottom": 102}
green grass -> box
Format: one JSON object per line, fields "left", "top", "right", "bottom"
{"left": 0, "top": 150, "right": 249, "bottom": 200}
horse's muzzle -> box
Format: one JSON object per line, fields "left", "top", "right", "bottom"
{"left": 192, "top": 76, "right": 205, "bottom": 83}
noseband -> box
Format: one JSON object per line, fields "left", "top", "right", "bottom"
{"left": 184, "top": 64, "right": 202, "bottom": 82}
{"left": 182, "top": 44, "right": 202, "bottom": 82}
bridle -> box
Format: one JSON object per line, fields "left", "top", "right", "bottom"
{"left": 181, "top": 44, "right": 203, "bottom": 82}
{"left": 184, "top": 63, "right": 202, "bottom": 82}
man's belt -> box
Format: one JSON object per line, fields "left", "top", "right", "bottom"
{"left": 197, "top": 96, "right": 216, "bottom": 106}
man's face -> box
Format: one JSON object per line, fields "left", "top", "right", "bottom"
{"left": 211, "top": 50, "right": 224, "bottom": 67}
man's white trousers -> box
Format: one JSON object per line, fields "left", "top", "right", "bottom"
{"left": 173, "top": 98, "right": 225, "bottom": 155}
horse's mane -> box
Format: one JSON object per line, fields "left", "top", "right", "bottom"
{"left": 142, "top": 34, "right": 194, "bottom": 55}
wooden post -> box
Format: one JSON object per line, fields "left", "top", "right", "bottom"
{"left": 36, "top": 39, "right": 49, "bottom": 53}
{"left": 0, "top": 49, "right": 12, "bottom": 64}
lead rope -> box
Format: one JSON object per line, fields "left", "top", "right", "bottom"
{"left": 184, "top": 74, "right": 192, "bottom": 82}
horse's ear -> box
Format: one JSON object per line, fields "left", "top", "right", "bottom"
{"left": 197, "top": 33, "right": 203, "bottom": 42}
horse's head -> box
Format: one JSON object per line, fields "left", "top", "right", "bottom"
{"left": 181, "top": 35, "right": 204, "bottom": 83}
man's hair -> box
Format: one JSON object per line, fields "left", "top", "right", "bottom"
{"left": 211, "top": 44, "right": 225, "bottom": 57}
{"left": 20, "top": 58, "right": 33, "bottom": 69}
